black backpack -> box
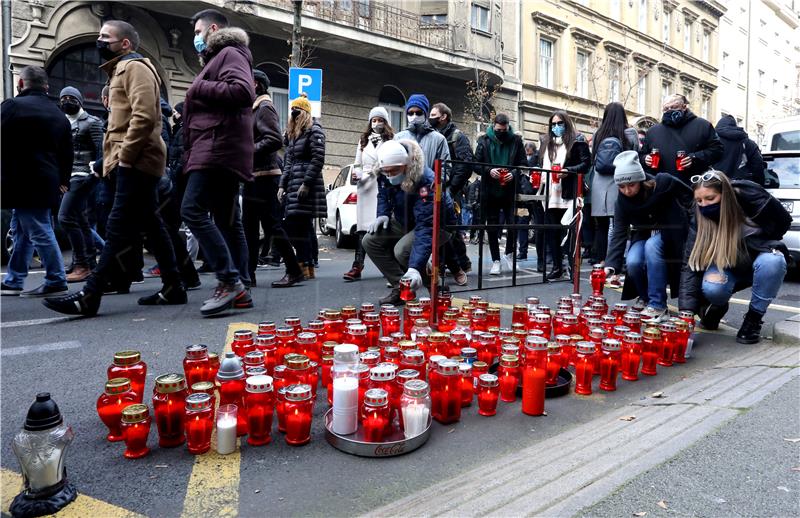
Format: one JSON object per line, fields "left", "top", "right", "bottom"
{"left": 594, "top": 136, "right": 623, "bottom": 176}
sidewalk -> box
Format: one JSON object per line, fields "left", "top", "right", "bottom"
{"left": 365, "top": 345, "right": 800, "bottom": 518}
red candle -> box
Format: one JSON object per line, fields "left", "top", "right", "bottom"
{"left": 285, "top": 354, "right": 312, "bottom": 389}
{"left": 295, "top": 332, "right": 317, "bottom": 362}
{"left": 433, "top": 359, "right": 462, "bottom": 424}
{"left": 97, "top": 378, "right": 138, "bottom": 441}
{"left": 184, "top": 393, "right": 214, "bottom": 454}
{"left": 658, "top": 322, "right": 677, "bottom": 367}
{"left": 498, "top": 355, "right": 520, "bottom": 403}
{"left": 258, "top": 321, "right": 277, "bottom": 335}
{"left": 675, "top": 150, "right": 686, "bottom": 171}
{"left": 641, "top": 327, "right": 661, "bottom": 376}
{"left": 217, "top": 375, "right": 247, "bottom": 436}
{"left": 152, "top": 373, "right": 188, "bottom": 447}
{"left": 512, "top": 304, "right": 527, "bottom": 327}
{"left": 574, "top": 342, "right": 596, "bottom": 395}
{"left": 276, "top": 387, "right": 288, "bottom": 433}
{"left": 623, "top": 313, "right": 642, "bottom": 334}
{"left": 243, "top": 350, "right": 265, "bottom": 373}
{"left": 208, "top": 352, "right": 220, "bottom": 381}
{"left": 621, "top": 332, "right": 643, "bottom": 381}
{"left": 649, "top": 148, "right": 661, "bottom": 169}
{"left": 255, "top": 334, "right": 277, "bottom": 375}
{"left": 590, "top": 264, "right": 606, "bottom": 296}
{"left": 458, "top": 363, "right": 473, "bottom": 407}
{"left": 612, "top": 303, "right": 628, "bottom": 325}
{"left": 358, "top": 303, "right": 376, "bottom": 320}
{"left": 108, "top": 350, "right": 147, "bottom": 404}
{"left": 231, "top": 329, "right": 255, "bottom": 358}
{"left": 599, "top": 339, "right": 622, "bottom": 391}
{"left": 486, "top": 307, "right": 501, "bottom": 329}
{"left": 245, "top": 375, "right": 274, "bottom": 446}
{"left": 404, "top": 305, "right": 423, "bottom": 337}
{"left": 399, "top": 349, "right": 426, "bottom": 379}
{"left": 522, "top": 337, "right": 547, "bottom": 416}
{"left": 190, "top": 381, "right": 216, "bottom": 410}
{"left": 546, "top": 344, "right": 563, "bottom": 386}
{"left": 121, "top": 404, "right": 151, "bottom": 459}
{"left": 363, "top": 313, "right": 381, "bottom": 349}
{"left": 344, "top": 324, "right": 368, "bottom": 352}
{"left": 427, "top": 333, "right": 449, "bottom": 357}
{"left": 361, "top": 388, "right": 391, "bottom": 442}
{"left": 284, "top": 384, "right": 313, "bottom": 446}
{"left": 588, "top": 327, "right": 606, "bottom": 375}
{"left": 435, "top": 291, "right": 452, "bottom": 321}
{"left": 381, "top": 307, "right": 401, "bottom": 336}
{"left": 275, "top": 327, "right": 296, "bottom": 364}
{"left": 449, "top": 330, "right": 469, "bottom": 358}
{"left": 183, "top": 344, "right": 211, "bottom": 388}
{"left": 671, "top": 319, "right": 690, "bottom": 363}
{"left": 477, "top": 374, "right": 500, "bottom": 416}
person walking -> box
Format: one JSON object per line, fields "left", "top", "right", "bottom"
{"left": 712, "top": 115, "right": 766, "bottom": 184}
{"left": 590, "top": 102, "right": 639, "bottom": 266}
{"left": 343, "top": 106, "right": 394, "bottom": 282}
{"left": 640, "top": 94, "right": 723, "bottom": 184}
{"left": 679, "top": 171, "right": 790, "bottom": 343}
{"left": 1, "top": 66, "right": 71, "bottom": 297}
{"left": 536, "top": 110, "right": 591, "bottom": 280}
{"left": 43, "top": 20, "right": 185, "bottom": 315}
{"left": 276, "top": 93, "right": 327, "bottom": 281}
{"left": 180, "top": 9, "right": 255, "bottom": 316}
{"left": 56, "top": 86, "right": 105, "bottom": 283}
{"left": 604, "top": 151, "right": 692, "bottom": 321}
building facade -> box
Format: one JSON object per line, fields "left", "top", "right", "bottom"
{"left": 716, "top": 0, "right": 800, "bottom": 145}
{"left": 4, "top": 0, "right": 521, "bottom": 169}
{"left": 519, "top": 0, "right": 725, "bottom": 142}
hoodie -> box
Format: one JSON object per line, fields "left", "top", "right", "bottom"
{"left": 712, "top": 115, "right": 765, "bottom": 183}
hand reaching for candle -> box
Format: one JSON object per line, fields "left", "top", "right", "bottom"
{"left": 401, "top": 268, "right": 422, "bottom": 291}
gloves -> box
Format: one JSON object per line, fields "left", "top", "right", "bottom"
{"left": 277, "top": 187, "right": 285, "bottom": 202}
{"left": 298, "top": 183, "right": 310, "bottom": 199}
{"left": 368, "top": 215, "right": 390, "bottom": 234}
{"left": 402, "top": 268, "right": 423, "bottom": 291}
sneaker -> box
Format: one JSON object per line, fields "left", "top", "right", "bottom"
{"left": 43, "top": 290, "right": 101, "bottom": 316}
{"left": 453, "top": 269, "right": 468, "bottom": 286}
{"left": 489, "top": 261, "right": 501, "bottom": 276}
{"left": 379, "top": 288, "right": 403, "bottom": 306}
{"left": 736, "top": 310, "right": 763, "bottom": 344}
{"left": 137, "top": 285, "right": 187, "bottom": 306}
{"left": 142, "top": 265, "right": 161, "bottom": 278}
{"left": 699, "top": 303, "right": 729, "bottom": 331}
{"left": 21, "top": 284, "right": 68, "bottom": 298}
{"left": 234, "top": 288, "right": 254, "bottom": 309}
{"left": 1, "top": 283, "right": 22, "bottom": 296}
{"left": 200, "top": 281, "right": 245, "bottom": 317}
{"left": 640, "top": 306, "right": 668, "bottom": 322}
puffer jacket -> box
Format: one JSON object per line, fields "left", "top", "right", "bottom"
{"left": 376, "top": 139, "right": 457, "bottom": 271}
{"left": 395, "top": 122, "right": 450, "bottom": 169}
{"left": 280, "top": 120, "right": 327, "bottom": 218}
{"left": 69, "top": 111, "right": 104, "bottom": 175}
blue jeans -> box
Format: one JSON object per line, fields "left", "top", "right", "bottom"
{"left": 626, "top": 232, "right": 668, "bottom": 309}
{"left": 4, "top": 209, "right": 66, "bottom": 288}
{"left": 702, "top": 251, "right": 787, "bottom": 315}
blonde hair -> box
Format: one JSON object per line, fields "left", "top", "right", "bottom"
{"left": 286, "top": 110, "right": 312, "bottom": 140}
{"left": 688, "top": 171, "right": 746, "bottom": 271}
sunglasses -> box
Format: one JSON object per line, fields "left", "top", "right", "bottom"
{"left": 552, "top": 121, "right": 565, "bottom": 126}
{"left": 690, "top": 172, "right": 722, "bottom": 184}
{"left": 408, "top": 110, "right": 424, "bottom": 116}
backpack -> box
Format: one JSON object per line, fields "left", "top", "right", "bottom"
{"left": 594, "top": 136, "right": 623, "bottom": 176}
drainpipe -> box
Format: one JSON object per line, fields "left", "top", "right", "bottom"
{"left": 2, "top": 0, "right": 13, "bottom": 99}
{"left": 744, "top": 0, "right": 753, "bottom": 132}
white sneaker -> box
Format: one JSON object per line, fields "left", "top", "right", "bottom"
{"left": 501, "top": 254, "right": 513, "bottom": 272}
{"left": 490, "top": 261, "right": 501, "bottom": 275}
{"left": 640, "top": 305, "right": 668, "bottom": 322}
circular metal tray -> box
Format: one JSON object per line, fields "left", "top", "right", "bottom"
{"left": 323, "top": 408, "right": 432, "bottom": 457}
{"left": 489, "top": 363, "right": 573, "bottom": 398}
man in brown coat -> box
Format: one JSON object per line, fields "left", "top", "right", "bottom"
{"left": 44, "top": 20, "right": 185, "bottom": 317}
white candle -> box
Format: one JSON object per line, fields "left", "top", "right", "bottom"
{"left": 331, "top": 376, "right": 359, "bottom": 435}
{"left": 401, "top": 402, "right": 430, "bottom": 439}
{"left": 216, "top": 416, "right": 237, "bottom": 455}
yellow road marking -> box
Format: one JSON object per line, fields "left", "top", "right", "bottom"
{"left": 180, "top": 322, "right": 256, "bottom": 518}
{"left": 1, "top": 468, "right": 145, "bottom": 517}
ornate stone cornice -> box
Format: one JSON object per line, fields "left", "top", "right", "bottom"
{"left": 658, "top": 63, "right": 679, "bottom": 80}
{"left": 663, "top": 0, "right": 679, "bottom": 13}
{"left": 532, "top": 11, "right": 568, "bottom": 38}
{"left": 632, "top": 52, "right": 657, "bottom": 69}
{"left": 699, "top": 80, "right": 717, "bottom": 95}
{"left": 682, "top": 8, "right": 698, "bottom": 23}
{"left": 570, "top": 27, "right": 602, "bottom": 50}
{"left": 603, "top": 41, "right": 631, "bottom": 60}
{"left": 680, "top": 72, "right": 699, "bottom": 86}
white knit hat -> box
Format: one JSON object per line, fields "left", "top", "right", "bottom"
{"left": 368, "top": 106, "right": 390, "bottom": 123}
{"left": 377, "top": 140, "right": 409, "bottom": 168}
{"left": 613, "top": 150, "right": 647, "bottom": 185}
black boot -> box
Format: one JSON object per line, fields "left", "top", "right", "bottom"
{"left": 699, "top": 303, "right": 729, "bottom": 330}
{"left": 137, "top": 284, "right": 188, "bottom": 306}
{"left": 736, "top": 309, "right": 764, "bottom": 344}
{"left": 379, "top": 288, "right": 403, "bottom": 306}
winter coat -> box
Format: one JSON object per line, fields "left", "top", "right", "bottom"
{"left": 167, "top": 122, "right": 184, "bottom": 179}
{"left": 538, "top": 133, "right": 592, "bottom": 201}
{"left": 100, "top": 52, "right": 166, "bottom": 177}
{"left": 713, "top": 115, "right": 766, "bottom": 184}
{"left": 280, "top": 120, "right": 327, "bottom": 218}
{"left": 183, "top": 27, "right": 256, "bottom": 181}
{"left": 376, "top": 139, "right": 456, "bottom": 271}
{"left": 439, "top": 122, "right": 475, "bottom": 194}
{"left": 474, "top": 128, "right": 527, "bottom": 202}
{"left": 591, "top": 127, "right": 639, "bottom": 217}
{"left": 606, "top": 173, "right": 692, "bottom": 301}
{"left": 678, "top": 180, "right": 792, "bottom": 312}
{"left": 395, "top": 123, "right": 450, "bottom": 169}
{"left": 639, "top": 110, "right": 723, "bottom": 184}
{"left": 69, "top": 110, "right": 104, "bottom": 175}
{"left": 1, "top": 88, "right": 73, "bottom": 209}
{"left": 253, "top": 94, "right": 283, "bottom": 174}
{"left": 354, "top": 134, "right": 389, "bottom": 232}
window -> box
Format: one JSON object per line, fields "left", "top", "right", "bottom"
{"left": 471, "top": 4, "right": 490, "bottom": 32}
{"left": 609, "top": 61, "right": 621, "bottom": 102}
{"left": 539, "top": 38, "right": 554, "bottom": 89}
{"left": 576, "top": 50, "right": 589, "bottom": 97}
{"left": 683, "top": 21, "right": 691, "bottom": 52}
{"left": 637, "top": 75, "right": 647, "bottom": 113}
{"left": 701, "top": 98, "right": 709, "bottom": 119}
{"left": 339, "top": 0, "right": 352, "bottom": 10}
{"left": 357, "top": 0, "right": 369, "bottom": 17}
{"left": 378, "top": 85, "right": 406, "bottom": 131}
{"left": 662, "top": 80, "right": 672, "bottom": 100}
{"left": 663, "top": 10, "right": 671, "bottom": 43}
{"left": 421, "top": 13, "right": 448, "bottom": 26}
{"left": 683, "top": 86, "right": 693, "bottom": 101}
{"left": 758, "top": 69, "right": 765, "bottom": 92}
{"left": 702, "top": 31, "right": 710, "bottom": 61}
{"left": 737, "top": 60, "right": 745, "bottom": 84}
{"left": 257, "top": 63, "right": 289, "bottom": 132}
{"left": 722, "top": 52, "right": 729, "bottom": 77}
{"left": 639, "top": 0, "right": 648, "bottom": 32}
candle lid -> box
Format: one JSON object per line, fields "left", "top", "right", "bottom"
{"left": 458, "top": 363, "right": 471, "bottom": 374}
{"left": 285, "top": 316, "right": 301, "bottom": 325}
{"left": 325, "top": 309, "right": 342, "bottom": 319}
{"left": 472, "top": 308, "right": 487, "bottom": 318}
{"left": 401, "top": 349, "right": 425, "bottom": 365}
{"left": 428, "top": 332, "right": 449, "bottom": 343}
{"left": 113, "top": 350, "right": 142, "bottom": 366}
{"left": 208, "top": 352, "right": 219, "bottom": 364}
{"left": 105, "top": 377, "right": 132, "bottom": 395}
{"left": 613, "top": 303, "right": 629, "bottom": 312}
{"left": 234, "top": 329, "right": 254, "bottom": 342}
{"left": 525, "top": 336, "right": 548, "bottom": 351}
{"left": 601, "top": 315, "right": 617, "bottom": 325}
{"left": 678, "top": 310, "right": 695, "bottom": 320}
{"left": 398, "top": 340, "right": 417, "bottom": 351}
{"left": 555, "top": 334, "right": 571, "bottom": 346}
{"left": 526, "top": 296, "right": 541, "bottom": 305}
{"left": 501, "top": 344, "right": 519, "bottom": 356}
{"left": 296, "top": 332, "right": 317, "bottom": 344}
{"left": 533, "top": 313, "right": 551, "bottom": 323}
{"left": 472, "top": 361, "right": 489, "bottom": 370}
{"left": 499, "top": 355, "right": 519, "bottom": 368}
{"left": 273, "top": 364, "right": 287, "bottom": 378}
{"left": 576, "top": 342, "right": 596, "bottom": 355}
{"left": 437, "top": 359, "right": 459, "bottom": 375}
{"left": 418, "top": 296, "right": 431, "bottom": 306}
{"left": 486, "top": 307, "right": 500, "bottom": 315}
{"left": 186, "top": 392, "right": 212, "bottom": 411}
{"left": 478, "top": 333, "right": 495, "bottom": 343}
{"left": 185, "top": 344, "right": 208, "bottom": 359}
{"left": 308, "top": 320, "right": 325, "bottom": 331}
{"left": 456, "top": 318, "right": 471, "bottom": 328}
{"left": 659, "top": 322, "right": 677, "bottom": 332}
{"left": 246, "top": 366, "right": 267, "bottom": 377}
{"left": 671, "top": 319, "right": 690, "bottom": 332}
{"left": 623, "top": 313, "right": 642, "bottom": 323}
{"left": 191, "top": 381, "right": 214, "bottom": 393}
{"left": 403, "top": 379, "right": 429, "bottom": 397}
{"left": 383, "top": 346, "right": 400, "bottom": 358}
{"left": 589, "top": 327, "right": 606, "bottom": 340}
{"left": 275, "top": 327, "right": 294, "bottom": 337}
{"left": 360, "top": 302, "right": 376, "bottom": 312}
{"left": 460, "top": 347, "right": 477, "bottom": 359}
{"left": 255, "top": 334, "right": 276, "bottom": 349}
{"left": 562, "top": 314, "right": 578, "bottom": 324}
{"left": 478, "top": 373, "right": 499, "bottom": 387}
{"left": 360, "top": 351, "right": 381, "bottom": 365}
{"left": 121, "top": 403, "right": 149, "bottom": 423}
{"left": 537, "top": 305, "right": 551, "bottom": 314}
{"left": 623, "top": 332, "right": 643, "bottom": 343}
{"left": 370, "top": 364, "right": 397, "bottom": 381}
{"left": 382, "top": 307, "right": 399, "bottom": 316}
{"left": 397, "top": 369, "right": 420, "bottom": 382}
{"left": 547, "top": 343, "right": 561, "bottom": 353}
{"left": 643, "top": 327, "right": 662, "bottom": 339}
{"left": 258, "top": 321, "right": 276, "bottom": 333}
{"left": 450, "top": 356, "right": 464, "bottom": 363}
{"left": 513, "top": 303, "right": 527, "bottom": 312}
{"left": 356, "top": 364, "right": 371, "bottom": 377}
{"left": 347, "top": 324, "right": 367, "bottom": 335}
{"left": 408, "top": 306, "right": 424, "bottom": 316}
{"left": 285, "top": 384, "right": 312, "bottom": 402}
{"left": 364, "top": 388, "right": 389, "bottom": 406}
{"left": 363, "top": 312, "right": 380, "bottom": 322}
{"left": 333, "top": 343, "right": 359, "bottom": 363}
{"left": 285, "top": 354, "right": 310, "bottom": 370}
{"left": 601, "top": 339, "right": 622, "bottom": 352}
{"left": 243, "top": 350, "right": 265, "bottom": 366}
{"left": 429, "top": 354, "right": 447, "bottom": 366}
{"left": 216, "top": 352, "right": 244, "bottom": 380}
{"left": 322, "top": 341, "right": 337, "bottom": 354}
{"left": 246, "top": 374, "right": 274, "bottom": 393}
{"left": 155, "top": 373, "right": 187, "bottom": 393}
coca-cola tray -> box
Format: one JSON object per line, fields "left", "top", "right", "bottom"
{"left": 489, "top": 365, "right": 573, "bottom": 398}
{"left": 323, "top": 409, "right": 432, "bottom": 457}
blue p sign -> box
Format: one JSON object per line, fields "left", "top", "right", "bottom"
{"left": 289, "top": 67, "right": 322, "bottom": 118}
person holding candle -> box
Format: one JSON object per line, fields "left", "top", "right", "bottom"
{"left": 678, "top": 171, "right": 790, "bottom": 344}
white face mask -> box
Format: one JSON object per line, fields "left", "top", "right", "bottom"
{"left": 407, "top": 114, "right": 425, "bottom": 126}
{"left": 371, "top": 122, "right": 384, "bottom": 132}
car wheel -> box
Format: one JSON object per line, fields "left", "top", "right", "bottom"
{"left": 317, "top": 216, "right": 328, "bottom": 236}
{"left": 2, "top": 210, "right": 12, "bottom": 265}
{"left": 335, "top": 213, "right": 346, "bottom": 248}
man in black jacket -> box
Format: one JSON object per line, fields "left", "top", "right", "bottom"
{"left": 640, "top": 94, "right": 723, "bottom": 184}
{"left": 713, "top": 115, "right": 765, "bottom": 184}
{"left": 1, "top": 66, "right": 71, "bottom": 297}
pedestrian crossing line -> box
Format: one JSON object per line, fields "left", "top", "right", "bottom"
{"left": 180, "top": 322, "right": 253, "bottom": 518}
{"left": 1, "top": 468, "right": 145, "bottom": 518}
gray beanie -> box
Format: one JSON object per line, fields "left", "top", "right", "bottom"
{"left": 613, "top": 150, "right": 646, "bottom": 185}
{"left": 59, "top": 86, "right": 83, "bottom": 105}
{"left": 368, "top": 106, "right": 390, "bottom": 123}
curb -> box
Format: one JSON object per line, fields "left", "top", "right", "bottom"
{"left": 773, "top": 314, "right": 800, "bottom": 345}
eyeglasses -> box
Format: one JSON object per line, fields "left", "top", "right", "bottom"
{"left": 690, "top": 172, "right": 722, "bottom": 184}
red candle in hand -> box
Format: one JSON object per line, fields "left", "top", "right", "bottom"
{"left": 184, "top": 393, "right": 214, "bottom": 454}
{"left": 599, "top": 339, "right": 622, "bottom": 391}
{"left": 284, "top": 384, "right": 313, "bottom": 446}
{"left": 108, "top": 350, "right": 147, "bottom": 404}
{"left": 574, "top": 342, "right": 596, "bottom": 395}
{"left": 121, "top": 404, "right": 151, "bottom": 459}
{"left": 152, "top": 373, "right": 188, "bottom": 447}
{"left": 97, "top": 378, "right": 138, "bottom": 441}
{"left": 245, "top": 375, "right": 274, "bottom": 446}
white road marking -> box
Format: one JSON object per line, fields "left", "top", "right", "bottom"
{"left": 1, "top": 340, "right": 81, "bottom": 356}
{"left": 0, "top": 316, "right": 76, "bottom": 329}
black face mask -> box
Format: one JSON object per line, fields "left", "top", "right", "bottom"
{"left": 699, "top": 202, "right": 721, "bottom": 222}
{"left": 291, "top": 109, "right": 302, "bottom": 119}
{"left": 96, "top": 40, "right": 118, "bottom": 62}
{"left": 61, "top": 102, "right": 80, "bottom": 115}
{"left": 495, "top": 131, "right": 509, "bottom": 142}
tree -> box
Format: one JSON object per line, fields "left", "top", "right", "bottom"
{"left": 464, "top": 71, "right": 501, "bottom": 130}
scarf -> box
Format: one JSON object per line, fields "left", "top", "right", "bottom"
{"left": 485, "top": 125, "right": 514, "bottom": 167}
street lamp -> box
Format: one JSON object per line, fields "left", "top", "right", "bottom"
{"left": 10, "top": 393, "right": 77, "bottom": 517}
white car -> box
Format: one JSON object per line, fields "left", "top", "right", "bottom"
{"left": 764, "top": 151, "right": 800, "bottom": 266}
{"left": 320, "top": 164, "right": 358, "bottom": 248}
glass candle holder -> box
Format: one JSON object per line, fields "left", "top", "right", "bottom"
{"left": 477, "top": 374, "right": 500, "bottom": 416}
{"left": 399, "top": 349, "right": 426, "bottom": 379}
{"left": 599, "top": 339, "right": 622, "bottom": 391}
{"left": 574, "top": 342, "right": 596, "bottom": 395}
{"left": 243, "top": 350, "right": 265, "bottom": 373}
{"left": 152, "top": 373, "right": 188, "bottom": 448}
{"left": 400, "top": 379, "right": 431, "bottom": 438}
{"left": 183, "top": 344, "right": 211, "bottom": 388}
{"left": 399, "top": 277, "right": 416, "bottom": 302}
{"left": 97, "top": 377, "right": 138, "bottom": 441}
{"left": 471, "top": 309, "right": 488, "bottom": 332}
{"left": 276, "top": 387, "right": 288, "bottom": 433}
{"left": 601, "top": 315, "right": 618, "bottom": 337}
{"left": 284, "top": 385, "right": 313, "bottom": 446}
{"left": 275, "top": 327, "right": 297, "bottom": 364}
{"left": 258, "top": 321, "right": 276, "bottom": 335}
{"left": 382, "top": 346, "right": 400, "bottom": 367}
{"left": 612, "top": 303, "right": 629, "bottom": 325}
{"left": 121, "top": 404, "right": 151, "bottom": 459}
{"left": 432, "top": 360, "right": 461, "bottom": 424}
{"left": 471, "top": 361, "right": 489, "bottom": 394}
{"left": 522, "top": 339, "right": 547, "bottom": 416}
{"left": 184, "top": 393, "right": 213, "bottom": 454}
{"left": 641, "top": 327, "right": 661, "bottom": 376}
{"left": 657, "top": 322, "right": 677, "bottom": 367}
{"left": 546, "top": 344, "right": 563, "bottom": 386}
{"left": 108, "top": 350, "right": 147, "bottom": 404}
{"left": 216, "top": 404, "right": 238, "bottom": 454}
{"left": 363, "top": 313, "right": 381, "bottom": 349}
{"left": 555, "top": 334, "right": 574, "bottom": 367}
{"left": 449, "top": 330, "right": 469, "bottom": 358}
{"left": 621, "top": 332, "right": 643, "bottom": 381}
{"left": 404, "top": 306, "right": 424, "bottom": 337}
{"left": 458, "top": 363, "right": 473, "bottom": 407}
{"left": 486, "top": 307, "right": 501, "bottom": 329}
{"left": 623, "top": 313, "right": 642, "bottom": 334}
{"left": 498, "top": 355, "right": 520, "bottom": 403}
{"left": 344, "top": 324, "right": 368, "bottom": 352}
{"left": 208, "top": 352, "right": 220, "bottom": 382}
{"left": 244, "top": 375, "right": 274, "bottom": 446}
{"left": 361, "top": 388, "right": 391, "bottom": 442}
{"left": 649, "top": 148, "right": 661, "bottom": 169}
{"left": 255, "top": 334, "right": 277, "bottom": 375}
{"left": 512, "top": 304, "right": 527, "bottom": 327}
{"left": 475, "top": 333, "right": 495, "bottom": 366}
{"left": 295, "top": 332, "right": 318, "bottom": 361}
{"left": 380, "top": 307, "right": 401, "bottom": 337}
{"left": 530, "top": 313, "right": 552, "bottom": 339}
{"left": 671, "top": 319, "right": 690, "bottom": 364}
{"left": 427, "top": 333, "right": 449, "bottom": 357}
{"left": 590, "top": 264, "right": 606, "bottom": 296}
{"left": 359, "top": 303, "right": 376, "bottom": 320}
{"left": 217, "top": 353, "right": 247, "bottom": 436}
{"left": 418, "top": 297, "right": 432, "bottom": 322}
{"left": 231, "top": 330, "right": 255, "bottom": 358}
{"left": 588, "top": 327, "right": 606, "bottom": 375}
{"left": 284, "top": 316, "right": 303, "bottom": 335}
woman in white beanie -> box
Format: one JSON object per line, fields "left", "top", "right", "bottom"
{"left": 342, "top": 106, "right": 394, "bottom": 281}
{"left": 604, "top": 150, "right": 692, "bottom": 321}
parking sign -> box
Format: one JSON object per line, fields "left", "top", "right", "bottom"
{"left": 289, "top": 67, "right": 322, "bottom": 118}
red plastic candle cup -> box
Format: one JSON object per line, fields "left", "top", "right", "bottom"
{"left": 380, "top": 307, "right": 401, "bottom": 336}
{"left": 512, "top": 304, "right": 527, "bottom": 327}
{"left": 522, "top": 338, "right": 547, "bottom": 416}
{"left": 675, "top": 150, "right": 686, "bottom": 172}
{"left": 458, "top": 363, "right": 473, "bottom": 407}
{"left": 435, "top": 291, "right": 452, "bottom": 322}
{"left": 152, "top": 373, "right": 188, "bottom": 448}
{"left": 671, "top": 319, "right": 690, "bottom": 363}
{"left": 546, "top": 344, "right": 563, "bottom": 386}
{"left": 208, "top": 352, "right": 220, "bottom": 382}
{"left": 449, "top": 330, "right": 469, "bottom": 358}
{"left": 361, "top": 388, "right": 391, "bottom": 442}
{"left": 657, "top": 322, "right": 677, "bottom": 367}
{"left": 258, "top": 321, "right": 277, "bottom": 335}
{"left": 285, "top": 354, "right": 313, "bottom": 396}
{"left": 574, "top": 342, "right": 596, "bottom": 395}
{"left": 486, "top": 307, "right": 501, "bottom": 329}
{"left": 531, "top": 313, "right": 552, "bottom": 339}
{"left": 255, "top": 334, "right": 277, "bottom": 375}
{"left": 363, "top": 313, "right": 381, "bottom": 349}
{"left": 590, "top": 264, "right": 607, "bottom": 296}
{"left": 650, "top": 148, "right": 661, "bottom": 169}
{"left": 425, "top": 333, "right": 447, "bottom": 358}
{"left": 399, "top": 349, "right": 426, "bottom": 379}
{"left": 601, "top": 315, "right": 618, "bottom": 336}
{"left": 97, "top": 377, "right": 138, "bottom": 441}
{"left": 404, "top": 304, "right": 423, "bottom": 337}
{"left": 284, "top": 384, "right": 313, "bottom": 446}
{"left": 498, "top": 355, "right": 520, "bottom": 403}
{"left": 121, "top": 404, "right": 151, "bottom": 459}
{"left": 641, "top": 327, "right": 661, "bottom": 376}
{"left": 599, "top": 339, "right": 622, "bottom": 391}
{"left": 358, "top": 303, "right": 376, "bottom": 320}
{"left": 612, "top": 303, "right": 629, "bottom": 325}
{"left": 621, "top": 332, "right": 643, "bottom": 381}
{"left": 477, "top": 374, "right": 500, "bottom": 416}
{"left": 231, "top": 329, "right": 255, "bottom": 358}
{"left": 295, "top": 331, "right": 317, "bottom": 361}
{"left": 399, "top": 277, "right": 416, "bottom": 302}
{"left": 344, "top": 324, "right": 368, "bottom": 353}
{"left": 474, "top": 333, "right": 494, "bottom": 365}
{"left": 109, "top": 350, "right": 147, "bottom": 404}
{"left": 340, "top": 306, "right": 358, "bottom": 321}
{"left": 275, "top": 327, "right": 297, "bottom": 364}
{"left": 184, "top": 393, "right": 214, "bottom": 454}
{"left": 276, "top": 387, "right": 288, "bottom": 433}
{"left": 382, "top": 345, "right": 401, "bottom": 368}
{"left": 433, "top": 360, "right": 462, "bottom": 424}
{"left": 623, "top": 313, "right": 642, "bottom": 334}
{"left": 555, "top": 334, "right": 573, "bottom": 367}
{"left": 244, "top": 375, "right": 274, "bottom": 446}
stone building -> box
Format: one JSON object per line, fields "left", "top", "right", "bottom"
{"left": 519, "top": 0, "right": 726, "bottom": 142}
{"left": 3, "top": 0, "right": 521, "bottom": 169}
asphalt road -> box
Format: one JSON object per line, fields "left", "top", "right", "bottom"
{"left": 1, "top": 235, "right": 798, "bottom": 517}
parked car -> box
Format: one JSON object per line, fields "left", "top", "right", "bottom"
{"left": 763, "top": 150, "right": 800, "bottom": 267}
{"left": 321, "top": 164, "right": 358, "bottom": 248}
{"left": 763, "top": 116, "right": 800, "bottom": 152}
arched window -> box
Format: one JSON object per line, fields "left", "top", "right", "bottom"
{"left": 378, "top": 85, "right": 406, "bottom": 133}
{"left": 257, "top": 62, "right": 289, "bottom": 133}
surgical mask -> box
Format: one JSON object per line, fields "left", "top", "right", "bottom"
{"left": 551, "top": 124, "right": 565, "bottom": 137}
{"left": 407, "top": 114, "right": 425, "bottom": 126}
{"left": 387, "top": 173, "right": 405, "bottom": 185}
{"left": 698, "top": 202, "right": 721, "bottom": 222}
{"left": 662, "top": 109, "right": 684, "bottom": 126}
{"left": 96, "top": 40, "right": 118, "bottom": 62}
{"left": 371, "top": 122, "right": 384, "bottom": 132}
{"left": 61, "top": 101, "right": 80, "bottom": 115}
{"left": 194, "top": 33, "right": 207, "bottom": 53}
